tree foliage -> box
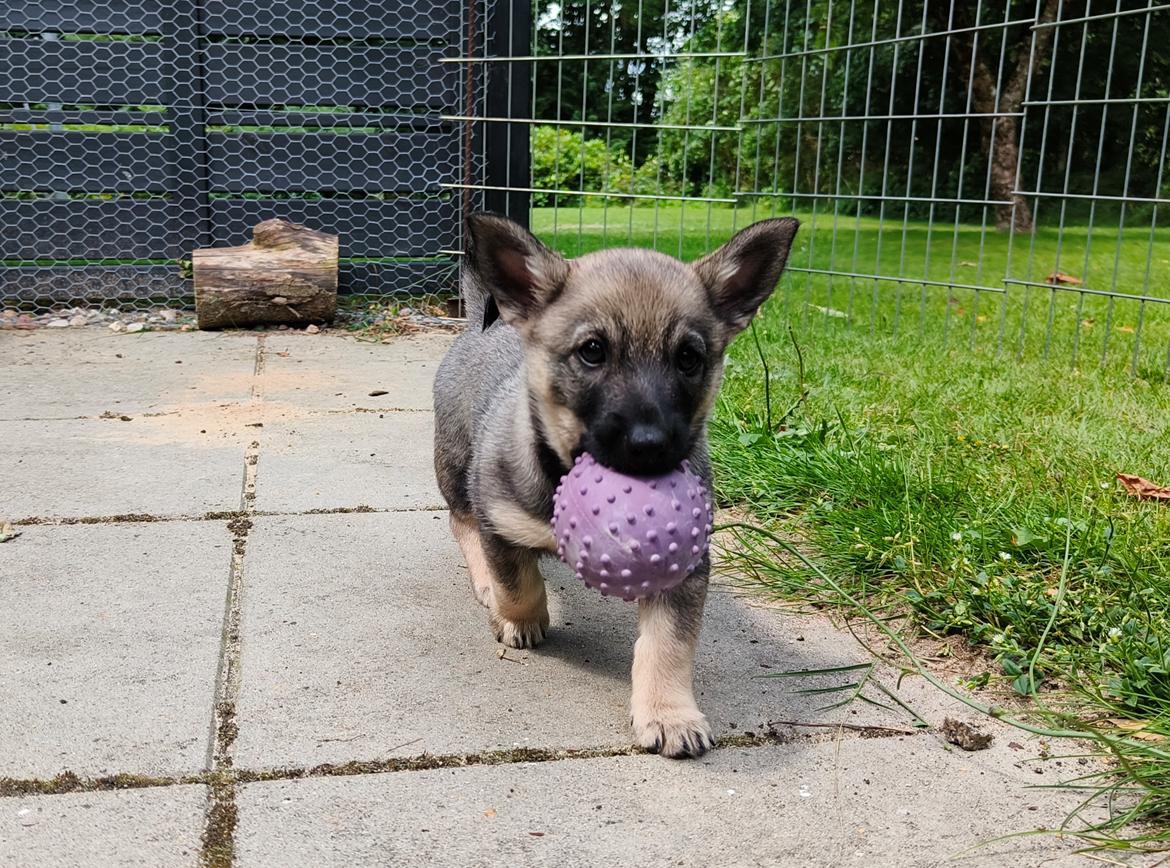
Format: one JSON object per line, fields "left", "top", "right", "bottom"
{"left": 533, "top": 0, "right": 1170, "bottom": 222}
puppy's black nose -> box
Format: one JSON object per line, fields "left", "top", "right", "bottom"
{"left": 627, "top": 424, "right": 668, "bottom": 461}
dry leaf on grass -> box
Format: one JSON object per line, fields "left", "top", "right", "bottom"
{"left": 1047, "top": 271, "right": 1082, "bottom": 286}
{"left": 1116, "top": 473, "right": 1170, "bottom": 502}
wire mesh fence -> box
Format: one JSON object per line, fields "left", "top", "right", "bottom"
{"left": 0, "top": 1, "right": 476, "bottom": 320}
{"left": 3, "top": 0, "right": 1169, "bottom": 379}
{"left": 460, "top": 0, "right": 1169, "bottom": 378}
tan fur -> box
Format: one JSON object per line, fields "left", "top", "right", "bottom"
{"left": 630, "top": 596, "right": 714, "bottom": 757}
{"left": 524, "top": 353, "right": 586, "bottom": 465}
{"left": 489, "top": 557, "right": 549, "bottom": 649}
{"left": 532, "top": 252, "right": 715, "bottom": 356}
{"left": 484, "top": 499, "right": 557, "bottom": 551}
{"left": 451, "top": 511, "right": 549, "bottom": 647}
{"left": 450, "top": 512, "right": 495, "bottom": 608}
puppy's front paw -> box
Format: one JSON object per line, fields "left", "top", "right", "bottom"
{"left": 489, "top": 610, "right": 549, "bottom": 649}
{"left": 632, "top": 704, "right": 716, "bottom": 759}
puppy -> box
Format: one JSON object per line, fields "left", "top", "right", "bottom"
{"left": 433, "top": 212, "right": 798, "bottom": 758}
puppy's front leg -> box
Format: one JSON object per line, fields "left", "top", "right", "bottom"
{"left": 630, "top": 565, "right": 715, "bottom": 758}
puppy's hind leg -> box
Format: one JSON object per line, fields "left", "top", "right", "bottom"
{"left": 630, "top": 566, "right": 715, "bottom": 759}
{"left": 450, "top": 512, "right": 495, "bottom": 609}
{"left": 481, "top": 533, "right": 549, "bottom": 650}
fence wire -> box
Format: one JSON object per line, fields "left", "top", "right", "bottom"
{"left": 3, "top": 0, "right": 1168, "bottom": 380}
{"left": 456, "top": 0, "right": 1170, "bottom": 378}
{"left": 1, "top": 1, "right": 472, "bottom": 320}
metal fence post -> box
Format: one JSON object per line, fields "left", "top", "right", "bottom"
{"left": 168, "top": 0, "right": 212, "bottom": 257}
{"left": 483, "top": 0, "right": 532, "bottom": 227}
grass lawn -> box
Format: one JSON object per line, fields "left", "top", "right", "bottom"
{"left": 535, "top": 205, "right": 1170, "bottom": 849}
{"left": 533, "top": 205, "right": 1170, "bottom": 380}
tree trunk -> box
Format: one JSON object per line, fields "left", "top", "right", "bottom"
{"left": 939, "top": 0, "right": 1062, "bottom": 232}
{"left": 990, "top": 115, "right": 1032, "bottom": 232}
{"left": 193, "top": 219, "right": 338, "bottom": 330}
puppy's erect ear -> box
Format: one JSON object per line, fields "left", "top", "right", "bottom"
{"left": 693, "top": 217, "right": 799, "bottom": 335}
{"left": 465, "top": 212, "right": 569, "bottom": 328}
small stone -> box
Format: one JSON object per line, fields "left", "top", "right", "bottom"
{"left": 125, "top": 322, "right": 145, "bottom": 333}
{"left": 46, "top": 318, "right": 70, "bottom": 328}
{"left": 305, "top": 324, "right": 321, "bottom": 334}
{"left": 69, "top": 315, "right": 87, "bottom": 327}
{"left": 108, "top": 321, "right": 126, "bottom": 332}
{"left": 159, "top": 308, "right": 179, "bottom": 322}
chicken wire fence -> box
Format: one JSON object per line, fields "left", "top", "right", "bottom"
{"left": 3, "top": 0, "right": 1169, "bottom": 379}
{"left": 0, "top": 1, "right": 492, "bottom": 320}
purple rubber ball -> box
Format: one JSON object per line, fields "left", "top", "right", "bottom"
{"left": 552, "top": 453, "right": 713, "bottom": 601}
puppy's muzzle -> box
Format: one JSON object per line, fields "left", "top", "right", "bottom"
{"left": 588, "top": 407, "right": 689, "bottom": 477}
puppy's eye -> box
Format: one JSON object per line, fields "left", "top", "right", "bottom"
{"left": 577, "top": 338, "right": 606, "bottom": 367}
{"left": 676, "top": 345, "right": 704, "bottom": 376}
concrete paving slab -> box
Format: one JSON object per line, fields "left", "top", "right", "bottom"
{"left": 252, "top": 411, "right": 440, "bottom": 513}
{"left": 235, "top": 740, "right": 1094, "bottom": 867}
{"left": 259, "top": 333, "right": 452, "bottom": 412}
{"left": 1, "top": 416, "right": 247, "bottom": 519}
{"left": 236, "top": 512, "right": 935, "bottom": 770}
{"left": 0, "top": 522, "right": 229, "bottom": 778}
{"left": 0, "top": 330, "right": 258, "bottom": 420}
{"left": 0, "top": 785, "right": 205, "bottom": 868}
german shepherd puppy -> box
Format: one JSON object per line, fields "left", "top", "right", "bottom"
{"left": 433, "top": 212, "right": 798, "bottom": 758}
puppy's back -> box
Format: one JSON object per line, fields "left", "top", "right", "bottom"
{"left": 433, "top": 271, "right": 524, "bottom": 513}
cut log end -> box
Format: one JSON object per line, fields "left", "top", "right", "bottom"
{"left": 194, "top": 218, "right": 339, "bottom": 330}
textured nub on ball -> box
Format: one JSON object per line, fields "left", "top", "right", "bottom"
{"left": 552, "top": 453, "right": 712, "bottom": 601}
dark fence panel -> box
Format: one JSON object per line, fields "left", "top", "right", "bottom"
{"left": 0, "top": 201, "right": 183, "bottom": 260}
{"left": 341, "top": 262, "right": 457, "bottom": 296}
{"left": 210, "top": 199, "right": 459, "bottom": 257}
{"left": 0, "top": 266, "right": 189, "bottom": 305}
{"left": 0, "top": 0, "right": 483, "bottom": 309}
{"left": 206, "top": 131, "right": 458, "bottom": 193}
{"left": 1, "top": 3, "right": 167, "bottom": 34}
{"left": 0, "top": 40, "right": 171, "bottom": 104}
{"left": 0, "top": 133, "right": 173, "bottom": 192}
{"left": 204, "top": 45, "right": 456, "bottom": 108}
{"left": 202, "top": 0, "right": 460, "bottom": 41}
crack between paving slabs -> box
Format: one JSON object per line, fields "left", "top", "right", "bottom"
{"left": 0, "top": 725, "right": 928, "bottom": 802}
{"left": 198, "top": 335, "right": 264, "bottom": 868}
{"left": 3, "top": 406, "right": 434, "bottom": 426}
{"left": 10, "top": 506, "right": 451, "bottom": 527}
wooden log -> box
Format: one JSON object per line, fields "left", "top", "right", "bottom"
{"left": 193, "top": 218, "right": 338, "bottom": 329}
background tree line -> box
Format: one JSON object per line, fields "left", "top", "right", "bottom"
{"left": 530, "top": 0, "right": 1170, "bottom": 228}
